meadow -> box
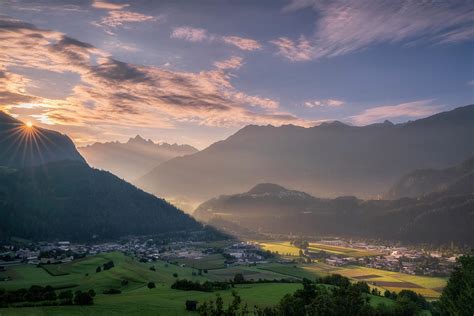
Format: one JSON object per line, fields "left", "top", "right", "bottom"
{"left": 0, "top": 252, "right": 399, "bottom": 315}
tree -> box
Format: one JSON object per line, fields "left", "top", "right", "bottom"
{"left": 73, "top": 290, "right": 94, "bottom": 305}
{"left": 234, "top": 273, "right": 245, "bottom": 284}
{"left": 436, "top": 255, "right": 474, "bottom": 315}
{"left": 186, "top": 300, "right": 198, "bottom": 311}
{"left": 96, "top": 266, "right": 101, "bottom": 273}
{"left": 147, "top": 282, "right": 156, "bottom": 289}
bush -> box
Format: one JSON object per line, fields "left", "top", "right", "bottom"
{"left": 103, "top": 288, "right": 121, "bottom": 295}
{"left": 73, "top": 290, "right": 94, "bottom": 305}
{"left": 186, "top": 300, "right": 198, "bottom": 311}
{"left": 233, "top": 273, "right": 245, "bottom": 284}
{"left": 147, "top": 282, "right": 156, "bottom": 289}
{"left": 102, "top": 261, "right": 114, "bottom": 271}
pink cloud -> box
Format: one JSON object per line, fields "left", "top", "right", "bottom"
{"left": 349, "top": 100, "right": 441, "bottom": 125}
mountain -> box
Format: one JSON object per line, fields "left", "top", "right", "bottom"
{"left": 0, "top": 112, "right": 207, "bottom": 241}
{"left": 385, "top": 156, "right": 474, "bottom": 199}
{"left": 0, "top": 111, "right": 85, "bottom": 167}
{"left": 137, "top": 105, "right": 474, "bottom": 204}
{"left": 195, "top": 177, "right": 474, "bottom": 245}
{"left": 0, "top": 160, "right": 204, "bottom": 242}
{"left": 195, "top": 183, "right": 323, "bottom": 220}
{"left": 78, "top": 135, "right": 198, "bottom": 181}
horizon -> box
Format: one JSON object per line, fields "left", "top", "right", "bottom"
{"left": 1, "top": 0, "right": 473, "bottom": 149}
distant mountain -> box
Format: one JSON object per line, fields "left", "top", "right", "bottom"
{"left": 0, "top": 111, "right": 85, "bottom": 167}
{"left": 0, "top": 161, "right": 204, "bottom": 242}
{"left": 195, "top": 179, "right": 474, "bottom": 245}
{"left": 79, "top": 135, "right": 198, "bottom": 181}
{"left": 195, "top": 183, "right": 323, "bottom": 220}
{"left": 137, "top": 105, "right": 474, "bottom": 204}
{"left": 385, "top": 157, "right": 474, "bottom": 199}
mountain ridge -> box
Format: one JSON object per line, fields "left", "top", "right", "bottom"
{"left": 79, "top": 135, "right": 198, "bottom": 182}
{"left": 137, "top": 105, "right": 474, "bottom": 203}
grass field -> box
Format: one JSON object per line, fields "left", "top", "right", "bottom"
{"left": 257, "top": 241, "right": 380, "bottom": 258}
{"left": 174, "top": 254, "right": 226, "bottom": 270}
{"left": 0, "top": 252, "right": 400, "bottom": 315}
{"left": 307, "top": 243, "right": 381, "bottom": 257}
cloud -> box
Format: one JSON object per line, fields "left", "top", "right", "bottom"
{"left": 171, "top": 26, "right": 262, "bottom": 51}
{"left": 221, "top": 36, "right": 262, "bottom": 51}
{"left": 171, "top": 26, "right": 208, "bottom": 42}
{"left": 270, "top": 36, "right": 313, "bottom": 62}
{"left": 275, "top": 0, "right": 474, "bottom": 61}
{"left": 0, "top": 17, "right": 313, "bottom": 142}
{"left": 213, "top": 56, "right": 243, "bottom": 70}
{"left": 349, "top": 99, "right": 441, "bottom": 125}
{"left": 230, "top": 92, "right": 279, "bottom": 110}
{"left": 91, "top": 1, "right": 159, "bottom": 35}
{"left": 304, "top": 99, "right": 345, "bottom": 108}
{"left": 93, "top": 11, "right": 158, "bottom": 35}
{"left": 92, "top": 0, "right": 129, "bottom": 10}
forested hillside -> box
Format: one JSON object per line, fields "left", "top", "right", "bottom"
{"left": 0, "top": 161, "right": 203, "bottom": 241}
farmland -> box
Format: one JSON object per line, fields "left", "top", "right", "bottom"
{"left": 257, "top": 241, "right": 381, "bottom": 258}
{"left": 0, "top": 252, "right": 400, "bottom": 315}
{"left": 255, "top": 241, "right": 447, "bottom": 299}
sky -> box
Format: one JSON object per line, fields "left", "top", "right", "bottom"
{"left": 0, "top": 0, "right": 473, "bottom": 149}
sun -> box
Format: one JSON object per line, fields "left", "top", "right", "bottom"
{"left": 26, "top": 121, "right": 33, "bottom": 128}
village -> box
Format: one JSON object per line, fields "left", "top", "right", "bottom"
{"left": 0, "top": 237, "right": 462, "bottom": 281}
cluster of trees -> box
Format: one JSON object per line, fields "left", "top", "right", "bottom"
{"left": 291, "top": 239, "right": 309, "bottom": 249}
{"left": 96, "top": 260, "right": 115, "bottom": 273}
{"left": 171, "top": 279, "right": 230, "bottom": 292}
{"left": 103, "top": 288, "right": 121, "bottom": 295}
{"left": 0, "top": 286, "right": 95, "bottom": 308}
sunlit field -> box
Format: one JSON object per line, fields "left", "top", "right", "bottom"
{"left": 255, "top": 241, "right": 446, "bottom": 299}
{"left": 0, "top": 252, "right": 403, "bottom": 315}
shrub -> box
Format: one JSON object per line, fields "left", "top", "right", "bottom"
{"left": 186, "top": 300, "right": 198, "bottom": 311}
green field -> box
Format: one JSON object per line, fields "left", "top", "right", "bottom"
{"left": 174, "top": 254, "right": 226, "bottom": 270}
{"left": 258, "top": 241, "right": 381, "bottom": 258}
{"left": 0, "top": 252, "right": 398, "bottom": 315}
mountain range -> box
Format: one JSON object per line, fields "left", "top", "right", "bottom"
{"left": 137, "top": 105, "right": 474, "bottom": 205}
{"left": 0, "top": 112, "right": 205, "bottom": 242}
{"left": 195, "top": 157, "right": 474, "bottom": 245}
{"left": 79, "top": 135, "right": 198, "bottom": 182}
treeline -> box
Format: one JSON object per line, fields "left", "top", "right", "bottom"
{"left": 171, "top": 279, "right": 230, "bottom": 292}
{"left": 0, "top": 285, "right": 95, "bottom": 308}
{"left": 171, "top": 273, "right": 297, "bottom": 293}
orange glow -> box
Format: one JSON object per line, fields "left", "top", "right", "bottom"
{"left": 26, "top": 121, "right": 33, "bottom": 128}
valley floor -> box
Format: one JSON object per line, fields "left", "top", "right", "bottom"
{"left": 0, "top": 252, "right": 404, "bottom": 315}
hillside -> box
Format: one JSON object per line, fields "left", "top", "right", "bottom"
{"left": 195, "top": 176, "right": 474, "bottom": 245}
{"left": 79, "top": 135, "right": 198, "bottom": 182}
{"left": 0, "top": 111, "right": 85, "bottom": 167}
{"left": 137, "top": 105, "right": 474, "bottom": 204}
{"left": 0, "top": 161, "right": 203, "bottom": 241}
{"left": 385, "top": 156, "right": 474, "bottom": 199}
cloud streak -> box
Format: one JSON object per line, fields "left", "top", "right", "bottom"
{"left": 349, "top": 99, "right": 441, "bottom": 125}
{"left": 304, "top": 99, "right": 344, "bottom": 108}
{"left": 171, "top": 26, "right": 262, "bottom": 51}
{"left": 275, "top": 0, "right": 474, "bottom": 61}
